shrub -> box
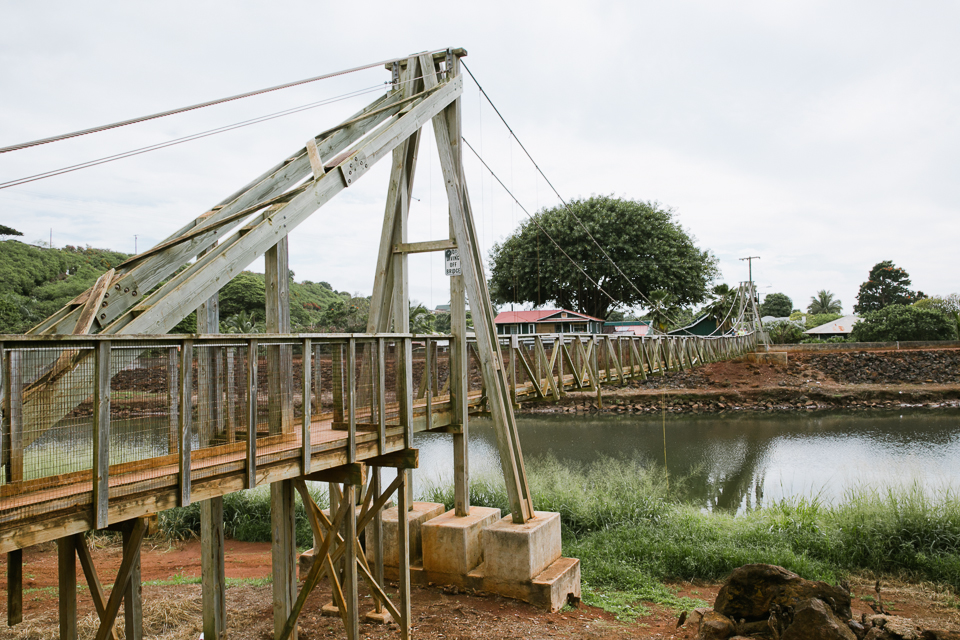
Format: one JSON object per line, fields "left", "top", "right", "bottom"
{"left": 764, "top": 319, "right": 806, "bottom": 344}
{"left": 851, "top": 305, "right": 958, "bottom": 342}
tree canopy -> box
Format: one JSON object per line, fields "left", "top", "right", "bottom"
{"left": 851, "top": 305, "right": 957, "bottom": 342}
{"left": 0, "top": 225, "right": 22, "bottom": 237}
{"left": 854, "top": 261, "right": 921, "bottom": 314}
{"left": 808, "top": 290, "right": 842, "bottom": 315}
{"left": 487, "top": 196, "right": 718, "bottom": 319}
{"left": 759, "top": 293, "right": 792, "bottom": 317}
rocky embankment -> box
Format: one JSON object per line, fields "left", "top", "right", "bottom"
{"left": 523, "top": 348, "right": 960, "bottom": 415}
{"left": 686, "top": 564, "right": 960, "bottom": 640}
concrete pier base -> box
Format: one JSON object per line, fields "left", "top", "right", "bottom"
{"left": 421, "top": 507, "right": 501, "bottom": 575}
{"left": 413, "top": 508, "right": 580, "bottom": 612}
{"left": 368, "top": 501, "right": 445, "bottom": 567}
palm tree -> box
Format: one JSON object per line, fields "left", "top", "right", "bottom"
{"left": 222, "top": 310, "right": 264, "bottom": 334}
{"left": 807, "top": 290, "right": 842, "bottom": 315}
{"left": 645, "top": 290, "right": 678, "bottom": 333}
{"left": 705, "top": 284, "right": 735, "bottom": 332}
{"left": 409, "top": 303, "right": 436, "bottom": 334}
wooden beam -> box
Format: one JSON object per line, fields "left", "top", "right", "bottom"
{"left": 122, "top": 521, "right": 143, "bottom": 640}
{"left": 94, "top": 517, "right": 146, "bottom": 640}
{"left": 93, "top": 341, "right": 110, "bottom": 529}
{"left": 302, "top": 338, "right": 312, "bottom": 474}
{"left": 305, "top": 137, "right": 326, "bottom": 180}
{"left": 343, "top": 483, "right": 360, "bottom": 640}
{"left": 58, "top": 536, "right": 78, "bottom": 640}
{"left": 305, "top": 463, "right": 365, "bottom": 486}
{"left": 7, "top": 549, "right": 22, "bottom": 627}
{"left": 4, "top": 350, "right": 22, "bottom": 483}
{"left": 201, "top": 498, "right": 226, "bottom": 640}
{"left": 75, "top": 534, "right": 119, "bottom": 640}
{"left": 397, "top": 469, "right": 411, "bottom": 639}
{"left": 364, "top": 448, "right": 419, "bottom": 469}
{"left": 73, "top": 268, "right": 115, "bottom": 334}
{"left": 178, "top": 341, "right": 193, "bottom": 507}
{"left": 271, "top": 480, "right": 297, "bottom": 640}
{"left": 391, "top": 239, "right": 456, "bottom": 254}
{"left": 245, "top": 339, "right": 258, "bottom": 489}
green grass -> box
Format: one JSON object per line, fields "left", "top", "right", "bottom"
{"left": 157, "top": 456, "right": 960, "bottom": 621}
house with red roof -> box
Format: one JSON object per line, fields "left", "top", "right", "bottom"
{"left": 494, "top": 309, "right": 605, "bottom": 335}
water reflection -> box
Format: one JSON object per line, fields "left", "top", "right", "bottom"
{"left": 414, "top": 409, "right": 960, "bottom": 512}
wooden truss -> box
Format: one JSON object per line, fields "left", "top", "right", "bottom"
{"left": 10, "top": 48, "right": 533, "bottom": 640}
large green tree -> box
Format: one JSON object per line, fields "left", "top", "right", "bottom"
{"left": 851, "top": 305, "right": 957, "bottom": 342}
{"left": 488, "top": 196, "right": 718, "bottom": 319}
{"left": 759, "top": 292, "right": 792, "bottom": 317}
{"left": 854, "top": 261, "right": 921, "bottom": 314}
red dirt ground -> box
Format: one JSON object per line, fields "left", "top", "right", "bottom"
{"left": 4, "top": 540, "right": 959, "bottom": 639}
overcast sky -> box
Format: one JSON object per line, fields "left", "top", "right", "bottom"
{"left": 2, "top": 2, "right": 957, "bottom": 319}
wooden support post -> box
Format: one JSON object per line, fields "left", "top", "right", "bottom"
{"left": 266, "top": 237, "right": 293, "bottom": 435}
{"left": 348, "top": 338, "right": 357, "bottom": 464}
{"left": 226, "top": 347, "right": 236, "bottom": 443}
{"left": 93, "top": 341, "right": 111, "bottom": 529}
{"left": 58, "top": 536, "right": 78, "bottom": 640}
{"left": 197, "top": 282, "right": 220, "bottom": 446}
{"left": 7, "top": 549, "right": 22, "bottom": 627}
{"left": 424, "top": 338, "right": 434, "bottom": 430}
{"left": 94, "top": 518, "right": 146, "bottom": 640}
{"left": 343, "top": 483, "right": 360, "bottom": 640}
{"left": 370, "top": 465, "right": 384, "bottom": 613}
{"left": 271, "top": 479, "right": 297, "bottom": 640}
{"left": 179, "top": 341, "right": 193, "bottom": 506}
{"left": 332, "top": 342, "right": 345, "bottom": 424}
{"left": 397, "top": 469, "right": 411, "bottom": 640}
{"left": 202, "top": 497, "right": 226, "bottom": 640}
{"left": 399, "top": 337, "right": 414, "bottom": 508}
{"left": 3, "top": 349, "right": 22, "bottom": 484}
{"left": 377, "top": 339, "right": 386, "bottom": 454}
{"left": 302, "top": 338, "right": 312, "bottom": 474}
{"left": 509, "top": 335, "right": 518, "bottom": 406}
{"left": 75, "top": 535, "right": 119, "bottom": 640}
{"left": 450, "top": 244, "right": 470, "bottom": 516}
{"left": 592, "top": 336, "right": 603, "bottom": 408}
{"left": 246, "top": 339, "right": 258, "bottom": 489}
{"left": 167, "top": 346, "right": 179, "bottom": 454}
{"left": 122, "top": 520, "right": 143, "bottom": 640}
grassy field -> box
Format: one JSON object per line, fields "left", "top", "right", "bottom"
{"left": 158, "top": 456, "right": 960, "bottom": 619}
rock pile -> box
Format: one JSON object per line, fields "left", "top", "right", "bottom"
{"left": 687, "top": 564, "right": 960, "bottom": 640}
{"left": 802, "top": 351, "right": 960, "bottom": 385}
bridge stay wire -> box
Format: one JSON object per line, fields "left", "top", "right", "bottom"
{"left": 0, "top": 84, "right": 387, "bottom": 191}
{"left": 0, "top": 49, "right": 450, "bottom": 155}
{"left": 462, "top": 62, "right": 712, "bottom": 335}
{"left": 461, "top": 137, "right": 621, "bottom": 311}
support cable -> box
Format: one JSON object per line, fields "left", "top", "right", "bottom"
{"left": 0, "top": 49, "right": 449, "bottom": 154}
{"left": 0, "top": 84, "right": 385, "bottom": 191}
{"left": 462, "top": 137, "right": 620, "bottom": 310}
{"left": 462, "top": 61, "right": 699, "bottom": 333}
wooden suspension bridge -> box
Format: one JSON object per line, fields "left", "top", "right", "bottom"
{"left": 1, "top": 48, "right": 759, "bottom": 640}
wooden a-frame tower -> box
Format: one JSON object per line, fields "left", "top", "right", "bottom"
{"left": 15, "top": 48, "right": 534, "bottom": 640}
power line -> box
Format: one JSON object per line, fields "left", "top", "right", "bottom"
{"left": 0, "top": 49, "right": 449, "bottom": 155}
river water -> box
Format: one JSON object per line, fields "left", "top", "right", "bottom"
{"left": 413, "top": 409, "right": 960, "bottom": 511}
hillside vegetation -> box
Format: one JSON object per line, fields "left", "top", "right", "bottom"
{"left": 0, "top": 240, "right": 357, "bottom": 334}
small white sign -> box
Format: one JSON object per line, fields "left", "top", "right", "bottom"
{"left": 444, "top": 249, "right": 462, "bottom": 276}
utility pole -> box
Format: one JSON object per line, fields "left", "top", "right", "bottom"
{"left": 134, "top": 235, "right": 138, "bottom": 254}
{"left": 739, "top": 256, "right": 760, "bottom": 284}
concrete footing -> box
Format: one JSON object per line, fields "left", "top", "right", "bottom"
{"left": 418, "top": 508, "right": 580, "bottom": 612}
{"left": 303, "top": 502, "right": 581, "bottom": 613}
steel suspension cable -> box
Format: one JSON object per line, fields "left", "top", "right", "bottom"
{"left": 0, "top": 49, "right": 449, "bottom": 155}
{"left": 462, "top": 136, "right": 620, "bottom": 310}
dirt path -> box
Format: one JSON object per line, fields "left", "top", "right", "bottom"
{"left": 4, "top": 541, "right": 959, "bottom": 639}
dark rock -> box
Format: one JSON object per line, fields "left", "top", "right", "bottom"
{"left": 697, "top": 610, "right": 736, "bottom": 640}
{"left": 781, "top": 598, "right": 856, "bottom": 640}
{"left": 847, "top": 619, "right": 868, "bottom": 639}
{"left": 715, "top": 564, "right": 852, "bottom": 622}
